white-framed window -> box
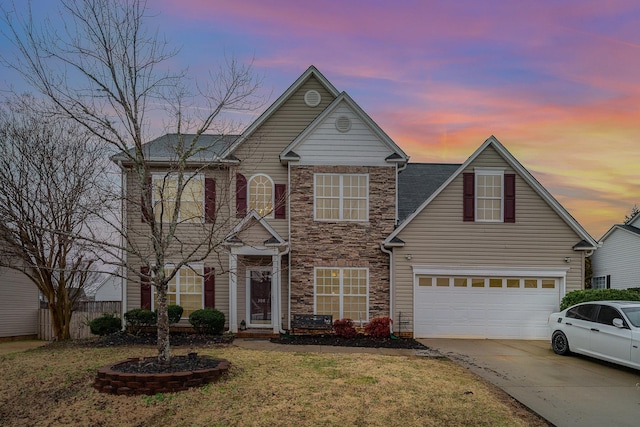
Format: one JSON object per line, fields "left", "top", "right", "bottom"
{"left": 154, "top": 264, "right": 204, "bottom": 318}
{"left": 314, "top": 174, "right": 368, "bottom": 221}
{"left": 476, "top": 169, "right": 504, "bottom": 222}
{"left": 314, "top": 267, "right": 368, "bottom": 322}
{"left": 592, "top": 275, "right": 609, "bottom": 289}
{"left": 248, "top": 174, "right": 274, "bottom": 217}
{"left": 153, "top": 173, "right": 204, "bottom": 223}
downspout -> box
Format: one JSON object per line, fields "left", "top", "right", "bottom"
{"left": 278, "top": 245, "right": 290, "bottom": 334}
{"left": 117, "top": 160, "right": 127, "bottom": 330}
{"left": 287, "top": 161, "right": 292, "bottom": 332}
{"left": 396, "top": 162, "right": 407, "bottom": 226}
{"left": 380, "top": 243, "right": 394, "bottom": 335}
{"left": 382, "top": 160, "right": 405, "bottom": 334}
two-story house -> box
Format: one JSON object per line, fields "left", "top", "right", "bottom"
{"left": 114, "top": 66, "right": 597, "bottom": 340}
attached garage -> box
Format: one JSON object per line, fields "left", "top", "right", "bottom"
{"left": 413, "top": 268, "right": 566, "bottom": 339}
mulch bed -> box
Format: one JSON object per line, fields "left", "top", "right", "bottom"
{"left": 84, "top": 331, "right": 234, "bottom": 348}
{"left": 84, "top": 331, "right": 427, "bottom": 350}
{"left": 112, "top": 354, "right": 221, "bottom": 374}
{"left": 272, "top": 333, "right": 429, "bottom": 349}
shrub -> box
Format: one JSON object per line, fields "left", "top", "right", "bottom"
{"left": 89, "top": 313, "right": 121, "bottom": 336}
{"left": 154, "top": 305, "right": 184, "bottom": 325}
{"left": 364, "top": 317, "right": 393, "bottom": 339}
{"left": 189, "top": 308, "right": 225, "bottom": 335}
{"left": 333, "top": 318, "right": 357, "bottom": 338}
{"left": 124, "top": 308, "right": 157, "bottom": 334}
{"left": 560, "top": 288, "right": 640, "bottom": 310}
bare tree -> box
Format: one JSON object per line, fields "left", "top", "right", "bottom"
{"left": 1, "top": 0, "right": 262, "bottom": 362}
{"left": 0, "top": 95, "right": 110, "bottom": 340}
{"left": 624, "top": 205, "right": 639, "bottom": 224}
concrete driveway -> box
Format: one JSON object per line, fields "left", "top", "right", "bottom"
{"left": 419, "top": 339, "right": 640, "bottom": 427}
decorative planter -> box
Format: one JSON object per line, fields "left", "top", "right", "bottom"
{"left": 93, "top": 356, "right": 230, "bottom": 395}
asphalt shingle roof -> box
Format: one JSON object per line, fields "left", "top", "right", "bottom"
{"left": 618, "top": 224, "right": 640, "bottom": 236}
{"left": 397, "top": 163, "right": 460, "bottom": 222}
{"left": 111, "top": 133, "right": 239, "bottom": 163}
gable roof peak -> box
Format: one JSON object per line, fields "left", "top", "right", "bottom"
{"left": 385, "top": 136, "right": 597, "bottom": 248}
{"left": 222, "top": 65, "right": 340, "bottom": 157}
{"left": 279, "top": 91, "right": 409, "bottom": 164}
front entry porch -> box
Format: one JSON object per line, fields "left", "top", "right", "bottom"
{"left": 227, "top": 247, "right": 288, "bottom": 335}
{"left": 224, "top": 211, "right": 289, "bottom": 335}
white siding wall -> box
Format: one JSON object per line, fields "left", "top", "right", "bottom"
{"left": 0, "top": 267, "right": 39, "bottom": 338}
{"left": 295, "top": 104, "right": 393, "bottom": 166}
{"left": 94, "top": 275, "right": 122, "bottom": 301}
{"left": 591, "top": 229, "right": 640, "bottom": 289}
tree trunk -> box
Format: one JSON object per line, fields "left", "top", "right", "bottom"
{"left": 49, "top": 301, "right": 72, "bottom": 340}
{"left": 156, "top": 284, "right": 170, "bottom": 363}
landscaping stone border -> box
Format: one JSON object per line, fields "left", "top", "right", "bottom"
{"left": 93, "top": 356, "right": 230, "bottom": 395}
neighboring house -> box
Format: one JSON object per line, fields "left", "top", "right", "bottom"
{"left": 0, "top": 265, "right": 39, "bottom": 341}
{"left": 113, "top": 65, "right": 597, "bottom": 339}
{"left": 92, "top": 273, "right": 123, "bottom": 302}
{"left": 591, "top": 213, "right": 640, "bottom": 290}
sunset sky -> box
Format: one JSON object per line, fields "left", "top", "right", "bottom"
{"left": 1, "top": 0, "right": 639, "bottom": 238}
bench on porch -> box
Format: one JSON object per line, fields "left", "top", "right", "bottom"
{"left": 291, "top": 314, "right": 333, "bottom": 335}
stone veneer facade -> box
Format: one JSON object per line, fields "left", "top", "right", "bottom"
{"left": 289, "top": 165, "right": 396, "bottom": 321}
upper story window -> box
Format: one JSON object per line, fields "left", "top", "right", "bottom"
{"left": 153, "top": 173, "right": 204, "bottom": 223}
{"left": 463, "top": 169, "right": 515, "bottom": 223}
{"left": 248, "top": 174, "right": 274, "bottom": 217}
{"left": 314, "top": 174, "right": 368, "bottom": 221}
{"left": 476, "top": 169, "right": 504, "bottom": 222}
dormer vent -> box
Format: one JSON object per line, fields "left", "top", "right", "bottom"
{"left": 304, "top": 90, "right": 321, "bottom": 107}
{"left": 335, "top": 115, "right": 352, "bottom": 133}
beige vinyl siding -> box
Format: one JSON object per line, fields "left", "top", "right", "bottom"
{"left": 0, "top": 267, "right": 39, "bottom": 338}
{"left": 393, "top": 145, "right": 584, "bottom": 328}
{"left": 233, "top": 76, "right": 336, "bottom": 238}
{"left": 124, "top": 166, "right": 232, "bottom": 317}
{"left": 295, "top": 103, "right": 395, "bottom": 166}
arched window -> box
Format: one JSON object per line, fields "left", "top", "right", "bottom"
{"left": 248, "top": 174, "right": 274, "bottom": 217}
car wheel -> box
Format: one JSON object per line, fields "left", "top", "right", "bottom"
{"left": 552, "top": 331, "right": 570, "bottom": 355}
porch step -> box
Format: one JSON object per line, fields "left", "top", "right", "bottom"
{"left": 236, "top": 329, "right": 279, "bottom": 339}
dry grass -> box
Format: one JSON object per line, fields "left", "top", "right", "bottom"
{"left": 0, "top": 343, "right": 548, "bottom": 426}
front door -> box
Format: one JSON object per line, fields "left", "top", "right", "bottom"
{"left": 248, "top": 269, "right": 272, "bottom": 327}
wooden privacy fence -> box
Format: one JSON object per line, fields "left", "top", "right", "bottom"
{"left": 38, "top": 301, "right": 121, "bottom": 341}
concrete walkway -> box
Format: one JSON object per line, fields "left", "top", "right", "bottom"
{"left": 0, "top": 340, "right": 48, "bottom": 356}
{"left": 420, "top": 338, "right": 640, "bottom": 427}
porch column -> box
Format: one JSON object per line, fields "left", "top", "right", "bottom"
{"left": 229, "top": 252, "right": 238, "bottom": 333}
{"left": 271, "top": 253, "right": 281, "bottom": 334}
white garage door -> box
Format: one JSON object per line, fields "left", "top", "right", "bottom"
{"left": 414, "top": 274, "right": 561, "bottom": 339}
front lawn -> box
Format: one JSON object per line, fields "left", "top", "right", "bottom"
{"left": 0, "top": 342, "right": 548, "bottom": 426}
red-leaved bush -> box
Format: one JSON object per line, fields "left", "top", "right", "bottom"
{"left": 333, "top": 318, "right": 358, "bottom": 338}
{"left": 364, "top": 317, "right": 393, "bottom": 338}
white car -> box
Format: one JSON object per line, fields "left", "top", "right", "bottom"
{"left": 549, "top": 301, "right": 640, "bottom": 370}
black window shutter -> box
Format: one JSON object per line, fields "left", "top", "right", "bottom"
{"left": 236, "top": 173, "right": 247, "bottom": 218}
{"left": 141, "top": 176, "right": 152, "bottom": 223}
{"left": 463, "top": 173, "right": 475, "bottom": 222}
{"left": 205, "top": 178, "right": 216, "bottom": 223}
{"left": 140, "top": 266, "right": 152, "bottom": 310}
{"left": 504, "top": 174, "right": 516, "bottom": 223}
{"left": 274, "top": 183, "right": 286, "bottom": 219}
{"left": 204, "top": 267, "right": 215, "bottom": 308}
